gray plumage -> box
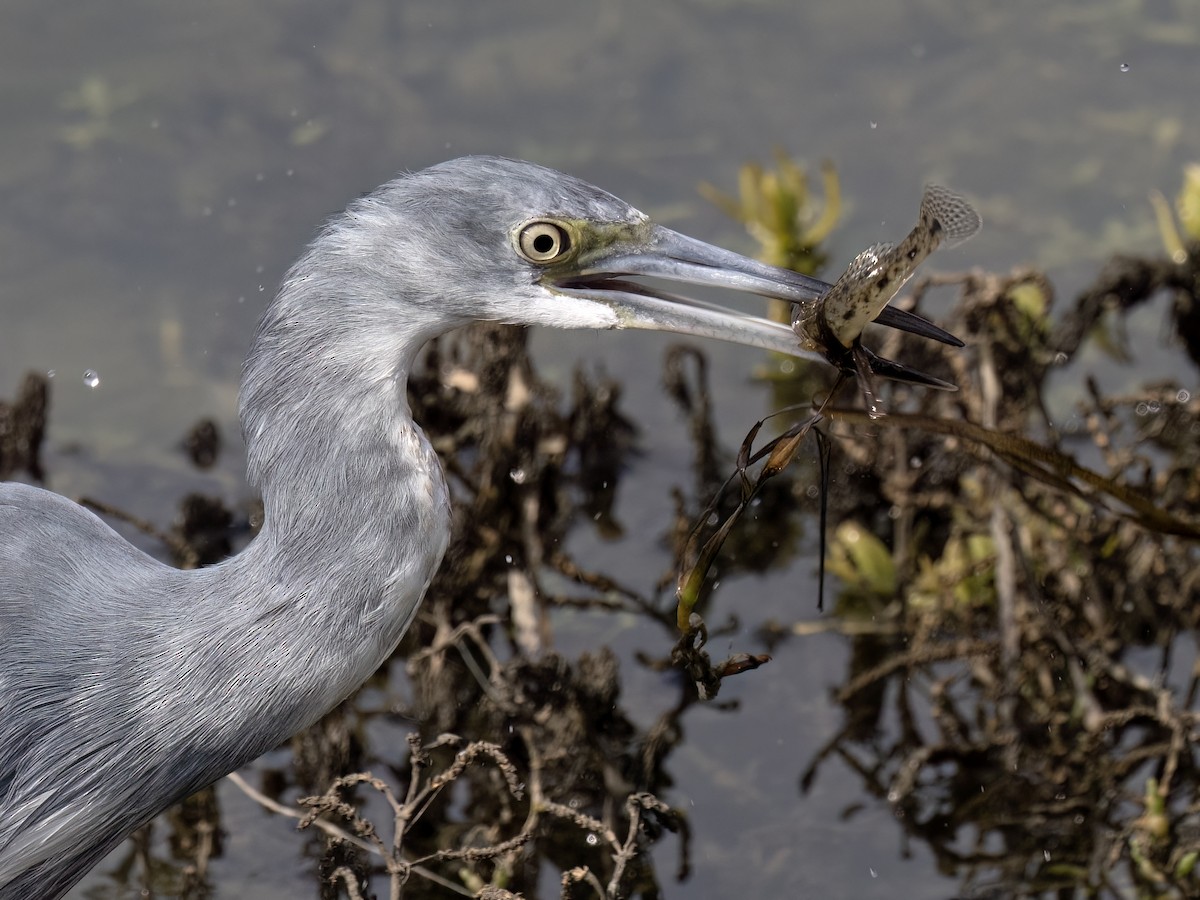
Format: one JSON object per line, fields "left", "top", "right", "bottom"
{"left": 0, "top": 156, "right": 951, "bottom": 897}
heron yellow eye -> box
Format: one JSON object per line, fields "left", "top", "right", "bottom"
{"left": 515, "top": 220, "right": 572, "bottom": 264}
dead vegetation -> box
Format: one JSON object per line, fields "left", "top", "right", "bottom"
{"left": 707, "top": 248, "right": 1200, "bottom": 898}
{"left": 4, "top": 202, "right": 1199, "bottom": 900}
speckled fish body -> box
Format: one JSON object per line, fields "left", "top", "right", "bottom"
{"left": 793, "top": 184, "right": 980, "bottom": 352}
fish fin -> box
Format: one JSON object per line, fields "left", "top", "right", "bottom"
{"left": 861, "top": 346, "right": 958, "bottom": 390}
{"left": 850, "top": 344, "right": 884, "bottom": 418}
{"left": 842, "top": 242, "right": 893, "bottom": 280}
{"left": 873, "top": 306, "right": 965, "bottom": 347}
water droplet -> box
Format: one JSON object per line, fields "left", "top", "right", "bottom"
{"left": 805, "top": 484, "right": 819, "bottom": 499}
{"left": 779, "top": 359, "right": 795, "bottom": 374}
{"left": 503, "top": 554, "right": 513, "bottom": 564}
{"left": 82, "top": 370, "right": 100, "bottom": 388}
{"left": 1135, "top": 402, "right": 1149, "bottom": 416}
{"left": 46, "top": 369, "right": 56, "bottom": 379}
{"left": 585, "top": 833, "right": 598, "bottom": 846}
{"left": 1119, "top": 62, "right": 1130, "bottom": 72}
{"left": 909, "top": 456, "right": 923, "bottom": 468}
{"left": 869, "top": 121, "right": 878, "bottom": 130}
{"left": 1053, "top": 351, "right": 1068, "bottom": 365}
{"left": 1044, "top": 849, "right": 1052, "bottom": 862}
{"left": 1147, "top": 400, "right": 1161, "bottom": 414}
{"left": 1177, "top": 389, "right": 1191, "bottom": 403}
{"left": 869, "top": 868, "right": 878, "bottom": 879}
{"left": 509, "top": 468, "right": 526, "bottom": 484}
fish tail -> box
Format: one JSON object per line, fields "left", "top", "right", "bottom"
{"left": 920, "top": 184, "right": 981, "bottom": 248}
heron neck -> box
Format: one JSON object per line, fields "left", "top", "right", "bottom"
{"left": 228, "top": 275, "right": 454, "bottom": 718}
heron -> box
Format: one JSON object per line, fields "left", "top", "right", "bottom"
{"left": 0, "top": 156, "right": 959, "bottom": 897}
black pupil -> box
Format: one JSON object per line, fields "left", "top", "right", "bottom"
{"left": 532, "top": 231, "right": 557, "bottom": 254}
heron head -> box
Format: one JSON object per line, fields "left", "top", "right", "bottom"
{"left": 280, "top": 156, "right": 961, "bottom": 377}
{"left": 317, "top": 156, "right": 829, "bottom": 356}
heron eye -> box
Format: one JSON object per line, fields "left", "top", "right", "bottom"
{"left": 516, "top": 220, "right": 572, "bottom": 264}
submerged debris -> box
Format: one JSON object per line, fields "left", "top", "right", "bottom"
{"left": 0, "top": 372, "right": 48, "bottom": 481}
{"left": 182, "top": 417, "right": 221, "bottom": 469}
{"left": 762, "top": 252, "right": 1200, "bottom": 900}
{"left": 682, "top": 161, "right": 1200, "bottom": 898}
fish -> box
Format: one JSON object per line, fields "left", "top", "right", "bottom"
{"left": 792, "top": 184, "right": 980, "bottom": 415}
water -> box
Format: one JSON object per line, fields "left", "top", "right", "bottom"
{"left": 1, "top": 1, "right": 1198, "bottom": 898}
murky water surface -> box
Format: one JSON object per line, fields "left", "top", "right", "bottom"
{"left": 2, "top": 2, "right": 1197, "bottom": 897}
